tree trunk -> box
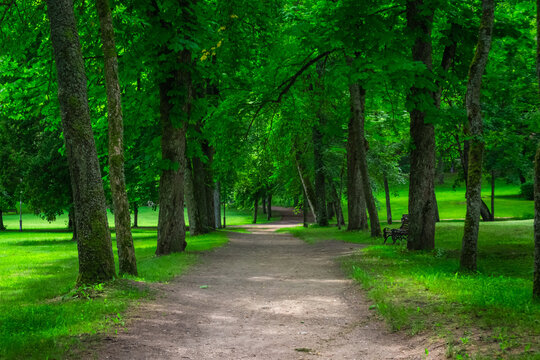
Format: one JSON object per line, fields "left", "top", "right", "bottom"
{"left": 295, "top": 150, "right": 318, "bottom": 223}
{"left": 0, "top": 209, "right": 5, "bottom": 231}
{"left": 434, "top": 191, "right": 440, "bottom": 222}
{"left": 262, "top": 196, "right": 266, "bottom": 214}
{"left": 533, "top": 0, "right": 540, "bottom": 301}
{"left": 460, "top": 0, "right": 495, "bottom": 272}
{"left": 406, "top": 0, "right": 436, "bottom": 250}
{"left": 535, "top": 144, "right": 540, "bottom": 300}
{"left": 68, "top": 208, "right": 77, "bottom": 241}
{"left": 383, "top": 174, "right": 392, "bottom": 225}
{"left": 214, "top": 182, "right": 221, "bottom": 229}
{"left": 223, "top": 200, "right": 226, "bottom": 229}
{"left": 331, "top": 184, "right": 345, "bottom": 227}
{"left": 461, "top": 138, "right": 493, "bottom": 221}
{"left": 253, "top": 196, "right": 258, "bottom": 224}
{"left": 47, "top": 0, "right": 115, "bottom": 284}
{"left": 313, "top": 126, "right": 329, "bottom": 226}
{"left": 346, "top": 58, "right": 368, "bottom": 231}
{"left": 185, "top": 158, "right": 205, "bottom": 235}
{"left": 350, "top": 85, "right": 381, "bottom": 237}
{"left": 96, "top": 0, "right": 137, "bottom": 276}
{"left": 133, "top": 203, "right": 138, "bottom": 228}
{"left": 203, "top": 143, "right": 216, "bottom": 230}
{"left": 156, "top": 50, "right": 190, "bottom": 255}
{"left": 327, "top": 201, "right": 335, "bottom": 220}
{"left": 491, "top": 171, "right": 495, "bottom": 220}
{"left": 303, "top": 190, "right": 308, "bottom": 228}
{"left": 267, "top": 193, "right": 272, "bottom": 220}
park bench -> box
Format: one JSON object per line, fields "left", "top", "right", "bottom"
{"left": 383, "top": 214, "right": 409, "bottom": 245}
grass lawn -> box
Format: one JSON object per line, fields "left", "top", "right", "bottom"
{"left": 287, "top": 221, "right": 540, "bottom": 359}
{"left": 370, "top": 175, "right": 534, "bottom": 222}
{"left": 0, "top": 223, "right": 230, "bottom": 359}
{"left": 1, "top": 206, "right": 278, "bottom": 231}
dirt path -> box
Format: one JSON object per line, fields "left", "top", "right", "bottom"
{"left": 91, "top": 209, "right": 443, "bottom": 359}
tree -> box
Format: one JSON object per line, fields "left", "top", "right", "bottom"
{"left": 406, "top": 0, "right": 437, "bottom": 251}
{"left": 533, "top": 0, "right": 540, "bottom": 301}
{"left": 95, "top": 0, "right": 137, "bottom": 276}
{"left": 47, "top": 0, "right": 115, "bottom": 284}
{"left": 460, "top": 0, "right": 495, "bottom": 272}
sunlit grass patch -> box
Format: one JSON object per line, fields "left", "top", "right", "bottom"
{"left": 0, "top": 227, "right": 229, "bottom": 359}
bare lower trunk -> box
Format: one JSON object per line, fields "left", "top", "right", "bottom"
{"left": 68, "top": 208, "right": 77, "bottom": 241}
{"left": 346, "top": 57, "right": 368, "bottom": 232}
{"left": 303, "top": 190, "right": 308, "bottom": 228}
{"left": 96, "top": 0, "right": 137, "bottom": 276}
{"left": 313, "top": 126, "right": 329, "bottom": 226}
{"left": 384, "top": 175, "right": 392, "bottom": 225}
{"left": 0, "top": 209, "right": 5, "bottom": 231}
{"left": 349, "top": 83, "right": 381, "bottom": 237}
{"left": 460, "top": 0, "right": 495, "bottom": 272}
{"left": 253, "top": 196, "right": 259, "bottom": 224}
{"left": 267, "top": 194, "right": 272, "bottom": 220}
{"left": 534, "top": 146, "right": 540, "bottom": 300}
{"left": 406, "top": 0, "right": 436, "bottom": 250}
{"left": 203, "top": 143, "right": 216, "bottom": 230}
{"left": 185, "top": 158, "right": 205, "bottom": 235}
{"left": 133, "top": 204, "right": 138, "bottom": 228}
{"left": 434, "top": 191, "right": 440, "bottom": 222}
{"left": 214, "top": 183, "right": 221, "bottom": 229}
{"left": 47, "top": 0, "right": 116, "bottom": 284}
{"left": 156, "top": 51, "right": 190, "bottom": 255}
{"left": 295, "top": 151, "right": 318, "bottom": 223}
{"left": 533, "top": 0, "right": 540, "bottom": 301}
{"left": 491, "top": 171, "right": 495, "bottom": 220}
{"left": 262, "top": 197, "right": 266, "bottom": 214}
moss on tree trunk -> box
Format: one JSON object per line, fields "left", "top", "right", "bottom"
{"left": 460, "top": 0, "right": 495, "bottom": 272}
{"left": 96, "top": 0, "right": 137, "bottom": 276}
{"left": 47, "top": 0, "right": 115, "bottom": 284}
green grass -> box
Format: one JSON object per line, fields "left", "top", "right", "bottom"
{"left": 368, "top": 175, "right": 534, "bottom": 222}
{"left": 0, "top": 223, "right": 229, "bottom": 359}
{"left": 287, "top": 222, "right": 540, "bottom": 359}
{"left": 1, "top": 206, "right": 278, "bottom": 230}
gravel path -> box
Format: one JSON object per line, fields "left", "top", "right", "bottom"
{"left": 91, "top": 209, "right": 443, "bottom": 359}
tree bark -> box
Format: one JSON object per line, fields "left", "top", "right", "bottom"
{"left": 349, "top": 84, "right": 381, "bottom": 237}
{"left": 383, "top": 174, "right": 392, "bottom": 225}
{"left": 460, "top": 0, "right": 495, "bottom": 272}
{"left": 346, "top": 59, "right": 368, "bottom": 231}
{"left": 460, "top": 137, "right": 492, "bottom": 221}
{"left": 491, "top": 171, "right": 495, "bottom": 220}
{"left": 96, "top": 0, "right": 137, "bottom": 276}
{"left": 47, "top": 0, "right": 115, "bottom": 284}
{"left": 313, "top": 125, "right": 329, "bottom": 226}
{"left": 533, "top": 0, "right": 540, "bottom": 301}
{"left": 434, "top": 191, "right": 440, "bottom": 222}
{"left": 253, "top": 196, "right": 259, "bottom": 224}
{"left": 295, "top": 150, "right": 318, "bottom": 223}
{"left": 262, "top": 196, "right": 266, "bottom": 214}
{"left": 267, "top": 193, "right": 272, "bottom": 220}
{"left": 0, "top": 209, "right": 5, "bottom": 231}
{"left": 156, "top": 50, "right": 190, "bottom": 255}
{"left": 203, "top": 143, "right": 216, "bottom": 230}
{"left": 406, "top": 0, "right": 436, "bottom": 250}
{"left": 214, "top": 182, "right": 221, "bottom": 229}
{"left": 133, "top": 203, "right": 138, "bottom": 228}
{"left": 303, "top": 190, "right": 308, "bottom": 227}
{"left": 185, "top": 158, "right": 205, "bottom": 235}
{"left": 68, "top": 207, "right": 77, "bottom": 241}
